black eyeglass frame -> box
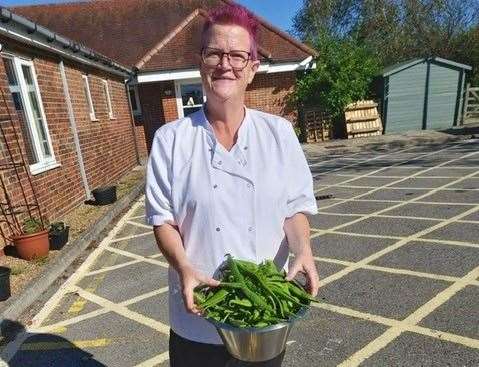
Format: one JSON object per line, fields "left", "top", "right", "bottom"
{"left": 200, "top": 47, "right": 252, "bottom": 70}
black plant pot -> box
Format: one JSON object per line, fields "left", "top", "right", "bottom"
{"left": 49, "top": 226, "right": 70, "bottom": 250}
{"left": 0, "top": 266, "right": 11, "bottom": 301}
{"left": 92, "top": 186, "right": 117, "bottom": 205}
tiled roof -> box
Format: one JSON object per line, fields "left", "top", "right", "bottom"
{"left": 13, "top": 0, "right": 316, "bottom": 72}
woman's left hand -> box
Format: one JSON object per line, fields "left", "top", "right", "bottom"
{"left": 285, "top": 250, "right": 320, "bottom": 297}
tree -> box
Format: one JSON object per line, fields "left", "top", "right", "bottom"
{"left": 292, "top": 0, "right": 479, "bottom": 77}
{"left": 292, "top": 34, "right": 380, "bottom": 120}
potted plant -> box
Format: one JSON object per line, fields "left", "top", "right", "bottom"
{"left": 0, "top": 266, "right": 11, "bottom": 301}
{"left": 48, "top": 222, "right": 70, "bottom": 250}
{"left": 91, "top": 185, "right": 117, "bottom": 205}
{"left": 12, "top": 217, "right": 49, "bottom": 261}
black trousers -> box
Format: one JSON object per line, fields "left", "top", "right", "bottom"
{"left": 169, "top": 329, "right": 285, "bottom": 367}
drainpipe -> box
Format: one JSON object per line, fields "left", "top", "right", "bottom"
{"left": 58, "top": 60, "right": 91, "bottom": 199}
{"left": 125, "top": 76, "right": 142, "bottom": 166}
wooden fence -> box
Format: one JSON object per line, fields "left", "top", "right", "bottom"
{"left": 462, "top": 84, "right": 479, "bottom": 124}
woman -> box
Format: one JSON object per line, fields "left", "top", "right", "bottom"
{"left": 145, "top": 4, "right": 319, "bottom": 366}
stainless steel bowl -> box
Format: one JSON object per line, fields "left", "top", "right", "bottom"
{"left": 205, "top": 307, "right": 309, "bottom": 362}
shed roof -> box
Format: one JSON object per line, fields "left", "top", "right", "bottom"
{"left": 12, "top": 0, "right": 316, "bottom": 72}
{"left": 383, "top": 57, "right": 472, "bottom": 77}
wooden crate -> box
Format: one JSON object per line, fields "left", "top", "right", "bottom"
{"left": 304, "top": 109, "right": 333, "bottom": 143}
{"left": 344, "top": 100, "right": 383, "bottom": 139}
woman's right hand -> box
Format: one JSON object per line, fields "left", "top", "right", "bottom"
{"left": 178, "top": 264, "right": 220, "bottom": 315}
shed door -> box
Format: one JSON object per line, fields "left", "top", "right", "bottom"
{"left": 426, "top": 63, "right": 460, "bottom": 130}
{"left": 385, "top": 62, "right": 427, "bottom": 134}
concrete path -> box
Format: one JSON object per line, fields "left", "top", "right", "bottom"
{"left": 1, "top": 138, "right": 478, "bottom": 366}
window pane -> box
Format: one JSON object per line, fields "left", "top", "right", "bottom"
{"left": 12, "top": 92, "right": 23, "bottom": 111}
{"left": 21, "top": 65, "right": 34, "bottom": 86}
{"left": 28, "top": 91, "right": 51, "bottom": 157}
{"left": 83, "top": 77, "right": 94, "bottom": 115}
{"left": 183, "top": 106, "right": 202, "bottom": 116}
{"left": 3, "top": 58, "right": 18, "bottom": 86}
{"left": 181, "top": 84, "right": 203, "bottom": 106}
{"left": 17, "top": 111, "right": 39, "bottom": 165}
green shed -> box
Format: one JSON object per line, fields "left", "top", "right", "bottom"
{"left": 381, "top": 57, "right": 471, "bottom": 134}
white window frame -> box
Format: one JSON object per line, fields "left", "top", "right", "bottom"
{"left": 2, "top": 54, "right": 59, "bottom": 175}
{"left": 82, "top": 74, "right": 97, "bottom": 121}
{"left": 102, "top": 79, "right": 115, "bottom": 119}
{"left": 174, "top": 78, "right": 206, "bottom": 118}
{"left": 128, "top": 84, "right": 142, "bottom": 116}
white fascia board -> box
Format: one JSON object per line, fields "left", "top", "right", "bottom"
{"left": 137, "top": 56, "right": 316, "bottom": 84}
{"left": 0, "top": 25, "right": 129, "bottom": 77}
{"left": 138, "top": 69, "right": 201, "bottom": 83}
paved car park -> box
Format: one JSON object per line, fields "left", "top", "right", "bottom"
{"left": 1, "top": 138, "right": 478, "bottom": 366}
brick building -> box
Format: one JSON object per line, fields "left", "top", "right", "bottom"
{"left": 14, "top": 0, "right": 317, "bottom": 150}
{"left": 0, "top": 7, "right": 146, "bottom": 242}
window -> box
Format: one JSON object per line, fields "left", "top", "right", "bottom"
{"left": 128, "top": 84, "right": 141, "bottom": 117}
{"left": 102, "top": 79, "right": 114, "bottom": 119}
{"left": 2, "top": 55, "right": 57, "bottom": 174}
{"left": 82, "top": 75, "right": 96, "bottom": 120}
{"left": 175, "top": 79, "right": 206, "bottom": 118}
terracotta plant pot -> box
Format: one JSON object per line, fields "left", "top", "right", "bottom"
{"left": 12, "top": 230, "right": 49, "bottom": 261}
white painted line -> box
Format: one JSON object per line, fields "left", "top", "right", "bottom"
{"left": 110, "top": 231, "right": 152, "bottom": 243}
{"left": 104, "top": 247, "right": 169, "bottom": 268}
{"left": 133, "top": 351, "right": 169, "bottom": 367}
{"left": 337, "top": 265, "right": 479, "bottom": 366}
{"left": 71, "top": 286, "right": 170, "bottom": 335}
{"left": 313, "top": 256, "right": 479, "bottom": 286}
{"left": 1, "top": 198, "right": 147, "bottom": 362}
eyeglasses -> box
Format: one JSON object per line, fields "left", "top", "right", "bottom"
{"left": 201, "top": 47, "right": 251, "bottom": 70}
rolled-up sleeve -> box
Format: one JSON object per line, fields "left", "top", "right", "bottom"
{"left": 283, "top": 122, "right": 318, "bottom": 218}
{"left": 145, "top": 130, "right": 176, "bottom": 226}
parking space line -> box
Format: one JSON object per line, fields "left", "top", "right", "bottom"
{"left": 110, "top": 231, "right": 152, "bottom": 244}
{"left": 316, "top": 201, "right": 479, "bottom": 289}
{"left": 104, "top": 246, "right": 169, "bottom": 268}
{"left": 318, "top": 152, "right": 478, "bottom": 211}
{"left": 70, "top": 286, "right": 170, "bottom": 335}
{"left": 312, "top": 302, "right": 479, "bottom": 356}
{"left": 133, "top": 351, "right": 169, "bottom": 367}
{"left": 311, "top": 227, "right": 479, "bottom": 249}
{"left": 337, "top": 265, "right": 479, "bottom": 366}
{"left": 314, "top": 256, "right": 479, "bottom": 286}
{"left": 314, "top": 144, "right": 469, "bottom": 194}
{"left": 126, "top": 220, "right": 152, "bottom": 230}
{"left": 0, "top": 199, "right": 147, "bottom": 363}
{"left": 309, "top": 148, "right": 410, "bottom": 169}
{"left": 20, "top": 338, "right": 112, "bottom": 351}
{"left": 36, "top": 287, "right": 170, "bottom": 334}
{"left": 316, "top": 184, "right": 478, "bottom": 191}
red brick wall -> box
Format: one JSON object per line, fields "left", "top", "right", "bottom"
{"left": 138, "top": 81, "right": 178, "bottom": 151}
{"left": 245, "top": 71, "right": 297, "bottom": 123}
{"left": 139, "top": 71, "right": 297, "bottom": 150}
{"left": 0, "top": 38, "right": 144, "bottom": 245}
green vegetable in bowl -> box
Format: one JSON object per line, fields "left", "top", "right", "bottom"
{"left": 194, "top": 255, "right": 318, "bottom": 328}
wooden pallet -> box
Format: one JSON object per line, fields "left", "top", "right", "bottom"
{"left": 344, "top": 100, "right": 383, "bottom": 139}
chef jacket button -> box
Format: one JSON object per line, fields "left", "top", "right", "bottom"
{"left": 244, "top": 146, "right": 248, "bottom": 150}
{"left": 213, "top": 184, "right": 218, "bottom": 189}
{"left": 248, "top": 227, "right": 254, "bottom": 232}
{"left": 217, "top": 161, "right": 222, "bottom": 165}
{"left": 216, "top": 227, "right": 221, "bottom": 232}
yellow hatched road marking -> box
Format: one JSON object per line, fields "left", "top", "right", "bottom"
{"left": 337, "top": 265, "right": 479, "bottom": 366}
{"left": 20, "top": 338, "right": 111, "bottom": 351}
{"left": 134, "top": 351, "right": 169, "bottom": 367}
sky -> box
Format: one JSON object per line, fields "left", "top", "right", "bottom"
{"left": 1, "top": 0, "right": 303, "bottom": 34}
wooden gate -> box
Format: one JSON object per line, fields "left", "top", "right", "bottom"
{"left": 462, "top": 84, "right": 479, "bottom": 124}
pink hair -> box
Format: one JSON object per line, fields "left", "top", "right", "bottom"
{"left": 202, "top": 4, "right": 259, "bottom": 60}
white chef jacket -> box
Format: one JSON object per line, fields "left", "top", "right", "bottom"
{"left": 145, "top": 106, "right": 317, "bottom": 344}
